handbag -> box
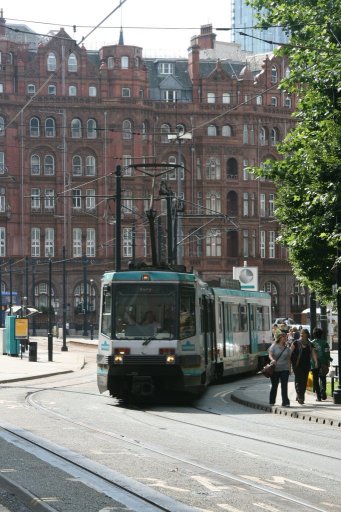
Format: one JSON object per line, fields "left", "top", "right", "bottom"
{"left": 261, "top": 346, "right": 286, "bottom": 378}
{"left": 261, "top": 364, "right": 275, "bottom": 378}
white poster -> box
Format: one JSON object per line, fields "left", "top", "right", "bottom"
{"left": 233, "top": 266, "right": 258, "bottom": 291}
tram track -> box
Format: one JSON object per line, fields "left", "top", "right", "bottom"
{"left": 4, "top": 380, "right": 341, "bottom": 463}
{"left": 13, "top": 387, "right": 338, "bottom": 511}
{"left": 0, "top": 425, "right": 195, "bottom": 512}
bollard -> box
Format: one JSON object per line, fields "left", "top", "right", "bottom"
{"left": 28, "top": 341, "right": 38, "bottom": 362}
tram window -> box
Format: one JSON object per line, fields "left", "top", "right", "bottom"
{"left": 113, "top": 283, "right": 177, "bottom": 338}
{"left": 218, "top": 303, "right": 223, "bottom": 333}
{"left": 179, "top": 285, "right": 196, "bottom": 339}
{"left": 231, "top": 304, "right": 239, "bottom": 332}
{"left": 255, "top": 305, "right": 270, "bottom": 330}
{"left": 240, "top": 305, "right": 248, "bottom": 332}
{"left": 101, "top": 288, "right": 112, "bottom": 336}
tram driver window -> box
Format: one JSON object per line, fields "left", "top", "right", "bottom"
{"left": 101, "top": 286, "right": 112, "bottom": 336}
{"left": 179, "top": 286, "right": 196, "bottom": 339}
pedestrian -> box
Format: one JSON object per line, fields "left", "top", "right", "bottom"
{"left": 291, "top": 328, "right": 318, "bottom": 404}
{"left": 311, "top": 327, "right": 332, "bottom": 401}
{"left": 268, "top": 331, "right": 292, "bottom": 407}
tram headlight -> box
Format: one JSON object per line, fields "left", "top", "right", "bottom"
{"left": 114, "top": 347, "right": 130, "bottom": 364}
{"left": 166, "top": 355, "right": 175, "bottom": 364}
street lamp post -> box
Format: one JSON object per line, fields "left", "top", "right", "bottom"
{"left": 333, "top": 259, "right": 341, "bottom": 404}
{"left": 89, "top": 278, "right": 94, "bottom": 340}
{"left": 47, "top": 257, "right": 53, "bottom": 361}
{"left": 82, "top": 254, "right": 88, "bottom": 337}
{"left": 61, "top": 245, "right": 68, "bottom": 351}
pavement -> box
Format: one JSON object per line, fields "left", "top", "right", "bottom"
{"left": 1, "top": 336, "right": 341, "bottom": 428}
{"left": 0, "top": 335, "right": 97, "bottom": 384}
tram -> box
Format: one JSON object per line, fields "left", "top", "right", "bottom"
{"left": 97, "top": 266, "right": 272, "bottom": 401}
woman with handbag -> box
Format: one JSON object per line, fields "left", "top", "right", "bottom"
{"left": 268, "top": 331, "right": 292, "bottom": 407}
{"left": 311, "top": 327, "right": 332, "bottom": 401}
{"left": 291, "top": 328, "right": 318, "bottom": 404}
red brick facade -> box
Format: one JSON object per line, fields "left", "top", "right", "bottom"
{"left": 0, "top": 18, "right": 308, "bottom": 330}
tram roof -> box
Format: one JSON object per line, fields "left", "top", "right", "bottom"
{"left": 102, "top": 270, "right": 197, "bottom": 283}
{"left": 211, "top": 287, "right": 271, "bottom": 299}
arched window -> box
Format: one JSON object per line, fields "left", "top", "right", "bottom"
{"left": 71, "top": 118, "right": 82, "bottom": 138}
{"left": 160, "top": 123, "right": 170, "bottom": 143}
{"left": 30, "top": 117, "right": 40, "bottom": 137}
{"left": 222, "top": 125, "right": 232, "bottom": 137}
{"left": 44, "top": 155, "right": 55, "bottom": 175}
{"left": 87, "top": 118, "right": 97, "bottom": 138}
{"left": 271, "top": 96, "right": 278, "bottom": 107}
{"left": 74, "top": 282, "right": 96, "bottom": 313}
{"left": 189, "top": 228, "right": 203, "bottom": 258}
{"left": 35, "top": 282, "right": 55, "bottom": 308}
{"left": 121, "top": 56, "right": 129, "bottom": 69}
{"left": 206, "top": 191, "right": 221, "bottom": 213}
{"left": 285, "top": 96, "right": 292, "bottom": 108}
{"left": 0, "top": 116, "right": 4, "bottom": 135}
{"left": 47, "top": 52, "right": 57, "bottom": 71}
{"left": 45, "top": 117, "right": 55, "bottom": 137}
{"left": 222, "top": 92, "right": 231, "bottom": 104}
{"left": 227, "top": 158, "right": 238, "bottom": 178}
{"left": 264, "top": 281, "right": 279, "bottom": 315}
{"left": 68, "top": 52, "right": 78, "bottom": 72}
{"left": 85, "top": 155, "right": 96, "bottom": 176}
{"left": 227, "top": 230, "right": 238, "bottom": 257}
{"left": 88, "top": 86, "right": 97, "bottom": 97}
{"left": 206, "top": 229, "right": 221, "bottom": 257}
{"left": 207, "top": 92, "right": 215, "bottom": 104}
{"left": 69, "top": 85, "right": 77, "bottom": 96}
{"left": 166, "top": 155, "right": 177, "bottom": 180}
{"left": 271, "top": 65, "right": 278, "bottom": 84}
{"left": 142, "top": 121, "right": 148, "bottom": 140}
{"left": 259, "top": 127, "right": 268, "bottom": 145}
{"left": 123, "top": 190, "right": 133, "bottom": 215}
{"left": 206, "top": 159, "right": 221, "bottom": 180}
{"left": 0, "top": 186, "right": 6, "bottom": 212}
{"left": 31, "top": 154, "right": 41, "bottom": 175}
{"left": 227, "top": 190, "right": 238, "bottom": 216}
{"left": 207, "top": 125, "right": 217, "bottom": 136}
{"left": 48, "top": 84, "right": 56, "bottom": 95}
{"left": 122, "top": 119, "right": 132, "bottom": 140}
{"left": 271, "top": 128, "right": 279, "bottom": 145}
{"left": 72, "top": 155, "right": 82, "bottom": 176}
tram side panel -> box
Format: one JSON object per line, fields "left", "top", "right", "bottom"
{"left": 212, "top": 289, "right": 272, "bottom": 377}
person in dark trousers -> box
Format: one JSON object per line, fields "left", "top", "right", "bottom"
{"left": 268, "top": 331, "right": 292, "bottom": 407}
{"left": 311, "top": 327, "right": 332, "bottom": 401}
{"left": 291, "top": 329, "right": 318, "bottom": 404}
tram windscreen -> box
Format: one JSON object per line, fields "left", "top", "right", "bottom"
{"left": 113, "top": 283, "right": 177, "bottom": 339}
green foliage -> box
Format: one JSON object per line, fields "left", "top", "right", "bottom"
{"left": 249, "top": 0, "right": 341, "bottom": 302}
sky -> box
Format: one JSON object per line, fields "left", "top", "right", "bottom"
{"left": 1, "top": 0, "right": 232, "bottom": 57}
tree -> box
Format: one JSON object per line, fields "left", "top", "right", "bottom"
{"left": 249, "top": 0, "right": 341, "bottom": 301}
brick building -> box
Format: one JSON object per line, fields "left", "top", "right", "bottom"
{"left": 0, "top": 16, "right": 308, "bottom": 332}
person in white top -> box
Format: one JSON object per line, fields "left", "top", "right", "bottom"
{"left": 268, "top": 331, "right": 292, "bottom": 407}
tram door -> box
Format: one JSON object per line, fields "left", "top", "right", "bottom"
{"left": 202, "top": 296, "right": 215, "bottom": 365}
{"left": 248, "top": 303, "right": 258, "bottom": 354}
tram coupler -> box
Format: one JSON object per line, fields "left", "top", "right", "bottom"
{"left": 131, "top": 376, "right": 154, "bottom": 397}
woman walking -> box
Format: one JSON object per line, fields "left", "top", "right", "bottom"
{"left": 291, "top": 328, "right": 318, "bottom": 404}
{"left": 268, "top": 331, "right": 292, "bottom": 407}
{"left": 311, "top": 327, "right": 332, "bottom": 401}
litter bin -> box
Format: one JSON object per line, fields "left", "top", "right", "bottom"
{"left": 29, "top": 341, "right": 37, "bottom": 362}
